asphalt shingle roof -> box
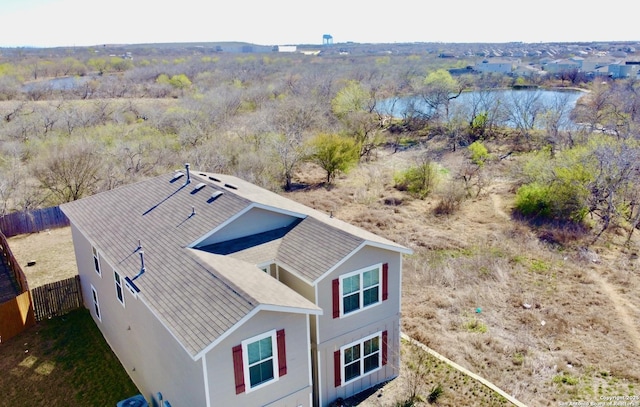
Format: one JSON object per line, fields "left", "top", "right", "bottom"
{"left": 60, "top": 170, "right": 409, "bottom": 358}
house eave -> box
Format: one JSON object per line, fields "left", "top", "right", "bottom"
{"left": 193, "top": 303, "right": 321, "bottom": 361}
{"left": 313, "top": 240, "right": 412, "bottom": 285}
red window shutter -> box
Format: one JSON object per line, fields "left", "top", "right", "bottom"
{"left": 334, "top": 350, "right": 341, "bottom": 387}
{"left": 382, "top": 263, "right": 389, "bottom": 301}
{"left": 277, "top": 329, "right": 287, "bottom": 376}
{"left": 232, "top": 344, "right": 245, "bottom": 394}
{"left": 382, "top": 330, "right": 388, "bottom": 366}
{"left": 332, "top": 279, "right": 340, "bottom": 318}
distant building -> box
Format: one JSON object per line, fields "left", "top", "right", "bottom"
{"left": 542, "top": 59, "right": 581, "bottom": 74}
{"left": 580, "top": 57, "right": 617, "bottom": 72}
{"left": 474, "top": 59, "right": 515, "bottom": 74}
{"left": 608, "top": 63, "right": 640, "bottom": 79}
{"left": 448, "top": 66, "right": 475, "bottom": 76}
{"left": 323, "top": 34, "right": 333, "bottom": 45}
{"left": 276, "top": 45, "right": 297, "bottom": 53}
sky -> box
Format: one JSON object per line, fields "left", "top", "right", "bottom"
{"left": 0, "top": 0, "right": 638, "bottom": 48}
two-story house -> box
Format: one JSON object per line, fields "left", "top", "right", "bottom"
{"left": 60, "top": 166, "right": 412, "bottom": 407}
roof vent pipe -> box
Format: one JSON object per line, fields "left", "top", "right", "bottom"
{"left": 133, "top": 250, "right": 146, "bottom": 281}
{"left": 185, "top": 163, "right": 191, "bottom": 185}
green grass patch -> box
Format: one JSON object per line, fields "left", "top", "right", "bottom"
{"left": 429, "top": 248, "right": 475, "bottom": 264}
{"left": 462, "top": 316, "right": 488, "bottom": 333}
{"left": 0, "top": 308, "right": 139, "bottom": 407}
{"left": 512, "top": 352, "right": 525, "bottom": 366}
{"left": 529, "top": 258, "right": 551, "bottom": 273}
{"left": 553, "top": 373, "right": 579, "bottom": 386}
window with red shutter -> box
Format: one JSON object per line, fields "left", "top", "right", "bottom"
{"left": 234, "top": 329, "right": 285, "bottom": 394}
{"left": 232, "top": 345, "right": 245, "bottom": 394}
{"left": 332, "top": 279, "right": 340, "bottom": 318}
{"left": 382, "top": 263, "right": 389, "bottom": 301}
{"left": 336, "top": 331, "right": 386, "bottom": 386}
{"left": 382, "top": 330, "right": 388, "bottom": 366}
{"left": 334, "top": 350, "right": 341, "bottom": 387}
{"left": 335, "top": 263, "right": 386, "bottom": 318}
{"left": 277, "top": 329, "right": 287, "bottom": 376}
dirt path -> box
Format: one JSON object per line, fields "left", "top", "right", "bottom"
{"left": 587, "top": 269, "right": 640, "bottom": 354}
{"left": 490, "top": 193, "right": 511, "bottom": 220}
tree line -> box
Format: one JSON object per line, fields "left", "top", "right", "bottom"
{"left": 2, "top": 48, "right": 640, "bottom": 240}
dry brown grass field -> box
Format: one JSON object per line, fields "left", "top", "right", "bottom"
{"left": 8, "top": 227, "right": 76, "bottom": 288}
{"left": 7, "top": 137, "right": 640, "bottom": 406}
{"left": 289, "top": 140, "right": 640, "bottom": 406}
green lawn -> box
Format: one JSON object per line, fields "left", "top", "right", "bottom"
{"left": 0, "top": 308, "right": 140, "bottom": 407}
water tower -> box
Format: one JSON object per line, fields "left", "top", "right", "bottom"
{"left": 323, "top": 34, "right": 333, "bottom": 45}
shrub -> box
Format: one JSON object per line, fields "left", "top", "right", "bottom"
{"left": 463, "top": 317, "right": 488, "bottom": 333}
{"left": 468, "top": 141, "right": 489, "bottom": 167}
{"left": 553, "top": 373, "right": 579, "bottom": 386}
{"left": 512, "top": 352, "right": 525, "bottom": 366}
{"left": 308, "top": 133, "right": 360, "bottom": 184}
{"left": 395, "top": 399, "right": 416, "bottom": 407}
{"left": 394, "top": 160, "right": 439, "bottom": 199}
{"left": 514, "top": 182, "right": 552, "bottom": 219}
{"left": 428, "top": 384, "right": 444, "bottom": 403}
{"left": 434, "top": 181, "right": 465, "bottom": 215}
{"left": 515, "top": 180, "right": 589, "bottom": 223}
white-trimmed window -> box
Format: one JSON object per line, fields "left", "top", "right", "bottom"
{"left": 334, "top": 331, "right": 387, "bottom": 387}
{"left": 92, "top": 246, "right": 101, "bottom": 276}
{"left": 332, "top": 263, "right": 389, "bottom": 319}
{"left": 91, "top": 285, "right": 101, "bottom": 322}
{"left": 232, "top": 329, "right": 287, "bottom": 394}
{"left": 244, "top": 331, "right": 278, "bottom": 390}
{"left": 114, "top": 269, "right": 124, "bottom": 306}
{"left": 258, "top": 262, "right": 275, "bottom": 278}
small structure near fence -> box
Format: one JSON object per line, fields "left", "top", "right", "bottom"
{"left": 31, "top": 276, "right": 83, "bottom": 321}
{"left": 0, "top": 230, "right": 36, "bottom": 343}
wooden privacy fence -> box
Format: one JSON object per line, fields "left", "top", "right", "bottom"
{"left": 0, "top": 206, "right": 69, "bottom": 238}
{"left": 0, "top": 229, "right": 29, "bottom": 293}
{"left": 0, "top": 230, "right": 36, "bottom": 343}
{"left": 0, "top": 292, "right": 34, "bottom": 344}
{"left": 31, "top": 276, "right": 83, "bottom": 321}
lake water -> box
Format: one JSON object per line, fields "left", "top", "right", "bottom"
{"left": 380, "top": 88, "right": 586, "bottom": 128}
{"left": 22, "top": 75, "right": 94, "bottom": 92}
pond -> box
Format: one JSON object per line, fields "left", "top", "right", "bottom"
{"left": 380, "top": 88, "right": 586, "bottom": 129}
{"left": 22, "top": 75, "right": 94, "bottom": 92}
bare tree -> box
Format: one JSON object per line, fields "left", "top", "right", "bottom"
{"left": 34, "top": 141, "right": 104, "bottom": 204}
{"left": 587, "top": 139, "right": 640, "bottom": 242}
{"left": 504, "top": 89, "right": 544, "bottom": 144}
{"left": 570, "top": 80, "right": 629, "bottom": 137}
{"left": 539, "top": 92, "right": 576, "bottom": 153}
{"left": 0, "top": 75, "right": 21, "bottom": 101}
{"left": 267, "top": 96, "right": 319, "bottom": 190}
{"left": 462, "top": 89, "right": 503, "bottom": 139}
{"left": 415, "top": 69, "right": 466, "bottom": 123}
